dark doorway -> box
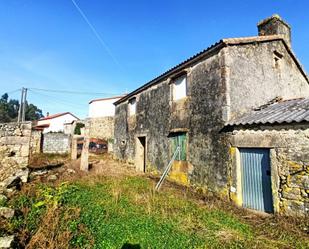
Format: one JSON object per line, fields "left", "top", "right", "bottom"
{"left": 135, "top": 136, "right": 146, "bottom": 172}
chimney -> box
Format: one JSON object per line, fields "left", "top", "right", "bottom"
{"left": 46, "top": 112, "right": 49, "bottom": 117}
{"left": 257, "top": 14, "right": 291, "bottom": 47}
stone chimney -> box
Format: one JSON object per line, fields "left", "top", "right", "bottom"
{"left": 257, "top": 14, "right": 291, "bottom": 47}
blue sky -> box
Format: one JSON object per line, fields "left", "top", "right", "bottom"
{"left": 0, "top": 0, "right": 308, "bottom": 118}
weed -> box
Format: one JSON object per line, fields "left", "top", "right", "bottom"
{"left": 5, "top": 176, "right": 309, "bottom": 249}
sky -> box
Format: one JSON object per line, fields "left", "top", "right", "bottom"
{"left": 0, "top": 0, "right": 308, "bottom": 118}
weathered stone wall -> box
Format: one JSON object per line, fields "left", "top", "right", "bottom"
{"left": 114, "top": 38, "right": 309, "bottom": 210}
{"left": 114, "top": 49, "right": 230, "bottom": 193}
{"left": 0, "top": 122, "right": 31, "bottom": 181}
{"left": 42, "top": 133, "right": 70, "bottom": 154}
{"left": 228, "top": 124, "right": 309, "bottom": 216}
{"left": 30, "top": 130, "right": 42, "bottom": 154}
{"left": 227, "top": 40, "right": 309, "bottom": 119}
{"left": 87, "top": 117, "right": 114, "bottom": 140}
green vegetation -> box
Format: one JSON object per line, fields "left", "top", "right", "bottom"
{"left": 74, "top": 122, "right": 85, "bottom": 135}
{"left": 0, "top": 93, "right": 43, "bottom": 122}
{"left": 5, "top": 176, "right": 309, "bottom": 248}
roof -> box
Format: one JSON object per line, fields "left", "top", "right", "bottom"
{"left": 89, "top": 95, "right": 126, "bottom": 104}
{"left": 33, "top": 124, "right": 50, "bottom": 131}
{"left": 39, "top": 112, "right": 79, "bottom": 121}
{"left": 226, "top": 98, "right": 309, "bottom": 126}
{"left": 114, "top": 35, "right": 309, "bottom": 105}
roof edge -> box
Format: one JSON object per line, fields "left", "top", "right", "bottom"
{"left": 114, "top": 41, "right": 226, "bottom": 105}
{"left": 115, "top": 35, "right": 309, "bottom": 105}
{"left": 89, "top": 95, "right": 126, "bottom": 104}
{"left": 39, "top": 112, "right": 80, "bottom": 121}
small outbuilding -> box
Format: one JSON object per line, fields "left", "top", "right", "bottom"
{"left": 225, "top": 98, "right": 309, "bottom": 215}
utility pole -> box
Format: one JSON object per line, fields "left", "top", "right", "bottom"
{"left": 22, "top": 88, "right": 28, "bottom": 122}
{"left": 17, "top": 87, "right": 24, "bottom": 124}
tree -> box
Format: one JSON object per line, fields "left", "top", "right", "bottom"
{"left": 0, "top": 93, "right": 44, "bottom": 123}
{"left": 74, "top": 123, "right": 85, "bottom": 135}
{"left": 0, "top": 94, "right": 10, "bottom": 122}
{"left": 25, "top": 102, "right": 44, "bottom": 121}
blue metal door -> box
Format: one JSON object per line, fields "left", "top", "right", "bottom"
{"left": 240, "top": 148, "right": 273, "bottom": 213}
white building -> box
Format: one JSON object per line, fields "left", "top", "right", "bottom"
{"left": 36, "top": 112, "right": 79, "bottom": 134}
{"left": 88, "top": 96, "right": 124, "bottom": 118}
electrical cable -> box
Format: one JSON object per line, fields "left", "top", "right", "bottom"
{"left": 70, "top": 0, "right": 122, "bottom": 68}
{"left": 29, "top": 87, "right": 122, "bottom": 96}
{"left": 4, "top": 89, "right": 22, "bottom": 95}
{"left": 28, "top": 89, "right": 87, "bottom": 109}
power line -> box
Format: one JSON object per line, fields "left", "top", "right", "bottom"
{"left": 29, "top": 87, "right": 122, "bottom": 96}
{"left": 4, "top": 89, "right": 22, "bottom": 95}
{"left": 70, "top": 0, "right": 122, "bottom": 68}
{"left": 29, "top": 89, "right": 87, "bottom": 109}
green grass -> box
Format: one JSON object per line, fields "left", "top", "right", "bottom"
{"left": 6, "top": 176, "right": 309, "bottom": 249}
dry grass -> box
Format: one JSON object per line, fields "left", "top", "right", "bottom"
{"left": 5, "top": 154, "right": 308, "bottom": 248}
{"left": 29, "top": 153, "right": 69, "bottom": 169}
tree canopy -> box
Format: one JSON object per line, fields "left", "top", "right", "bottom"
{"left": 0, "top": 93, "right": 44, "bottom": 123}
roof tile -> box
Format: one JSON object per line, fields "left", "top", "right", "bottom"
{"left": 226, "top": 98, "right": 309, "bottom": 126}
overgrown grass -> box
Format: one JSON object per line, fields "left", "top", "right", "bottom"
{"left": 6, "top": 176, "right": 309, "bottom": 249}
{"left": 29, "top": 153, "right": 69, "bottom": 169}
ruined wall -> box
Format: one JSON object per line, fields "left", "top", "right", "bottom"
{"left": 227, "top": 40, "right": 309, "bottom": 119}
{"left": 228, "top": 124, "right": 309, "bottom": 216}
{"left": 114, "top": 50, "right": 230, "bottom": 193}
{"left": 30, "top": 130, "right": 42, "bottom": 154}
{"left": 0, "top": 122, "right": 31, "bottom": 181}
{"left": 87, "top": 117, "right": 114, "bottom": 140}
{"left": 42, "top": 133, "right": 70, "bottom": 154}
{"left": 114, "top": 80, "right": 171, "bottom": 169}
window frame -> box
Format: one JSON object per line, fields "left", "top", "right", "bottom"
{"left": 171, "top": 74, "right": 187, "bottom": 101}
{"left": 128, "top": 97, "right": 137, "bottom": 116}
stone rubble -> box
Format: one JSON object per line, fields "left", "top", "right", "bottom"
{"left": 0, "top": 207, "right": 15, "bottom": 219}
{"left": 47, "top": 174, "right": 58, "bottom": 181}
{"left": 0, "top": 176, "right": 21, "bottom": 190}
{"left": 14, "top": 168, "right": 29, "bottom": 183}
{"left": 67, "top": 169, "right": 76, "bottom": 174}
{"left": 0, "top": 235, "right": 16, "bottom": 249}
{"left": 30, "top": 169, "right": 48, "bottom": 177}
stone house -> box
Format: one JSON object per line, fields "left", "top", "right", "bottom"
{"left": 113, "top": 15, "right": 309, "bottom": 216}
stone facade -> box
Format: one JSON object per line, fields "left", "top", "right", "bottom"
{"left": 114, "top": 39, "right": 308, "bottom": 192}
{"left": 87, "top": 117, "right": 114, "bottom": 140}
{"left": 228, "top": 124, "right": 309, "bottom": 216}
{"left": 42, "top": 133, "right": 71, "bottom": 154}
{"left": 0, "top": 122, "right": 31, "bottom": 181}
{"left": 113, "top": 15, "right": 309, "bottom": 215}
{"left": 227, "top": 40, "right": 309, "bottom": 119}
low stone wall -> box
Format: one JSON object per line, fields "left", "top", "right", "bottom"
{"left": 42, "top": 133, "right": 71, "bottom": 154}
{"left": 0, "top": 122, "right": 31, "bottom": 181}
{"left": 87, "top": 117, "right": 114, "bottom": 140}
{"left": 229, "top": 124, "right": 309, "bottom": 216}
